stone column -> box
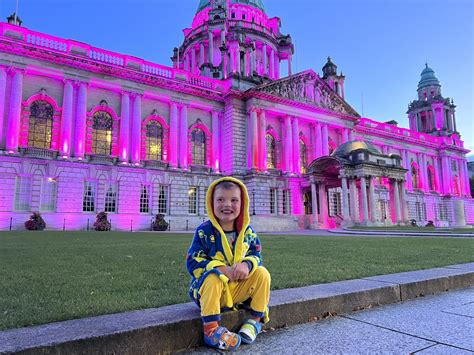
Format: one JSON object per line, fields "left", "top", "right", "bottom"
{"left": 275, "top": 52, "right": 280, "bottom": 79}
{"left": 342, "top": 128, "right": 349, "bottom": 143}
{"left": 0, "top": 67, "right": 7, "bottom": 149}
{"left": 284, "top": 115, "right": 293, "bottom": 173}
{"left": 269, "top": 48, "right": 275, "bottom": 79}
{"left": 259, "top": 109, "right": 266, "bottom": 171}
{"left": 463, "top": 160, "right": 471, "bottom": 196}
{"left": 292, "top": 117, "right": 300, "bottom": 173}
{"left": 315, "top": 122, "right": 322, "bottom": 158}
{"left": 322, "top": 124, "right": 329, "bottom": 156}
{"left": 262, "top": 43, "right": 267, "bottom": 76}
{"left": 60, "top": 80, "right": 74, "bottom": 156}
{"left": 236, "top": 47, "right": 241, "bottom": 75}
{"left": 369, "top": 176, "right": 377, "bottom": 222}
{"left": 208, "top": 31, "right": 214, "bottom": 66}
{"left": 131, "top": 94, "right": 142, "bottom": 164}
{"left": 169, "top": 102, "right": 179, "bottom": 168}
{"left": 200, "top": 43, "right": 205, "bottom": 67}
{"left": 441, "top": 155, "right": 450, "bottom": 194}
{"left": 433, "top": 156, "right": 440, "bottom": 191}
{"left": 341, "top": 176, "right": 350, "bottom": 223}
{"left": 222, "top": 47, "right": 228, "bottom": 79}
{"left": 212, "top": 111, "right": 220, "bottom": 172}
{"left": 349, "top": 178, "right": 359, "bottom": 222}
{"left": 288, "top": 55, "right": 292, "bottom": 76}
{"left": 400, "top": 180, "right": 409, "bottom": 222}
{"left": 6, "top": 69, "right": 24, "bottom": 152}
{"left": 360, "top": 176, "right": 369, "bottom": 223}
{"left": 249, "top": 108, "right": 259, "bottom": 170}
{"left": 191, "top": 46, "right": 196, "bottom": 74}
{"left": 311, "top": 178, "right": 319, "bottom": 223}
{"left": 119, "top": 92, "right": 130, "bottom": 163}
{"left": 179, "top": 104, "right": 188, "bottom": 169}
{"left": 252, "top": 42, "right": 257, "bottom": 74}
{"left": 318, "top": 183, "right": 328, "bottom": 225}
{"left": 393, "top": 179, "right": 401, "bottom": 223}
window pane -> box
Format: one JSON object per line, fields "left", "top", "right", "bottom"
{"left": 192, "top": 129, "right": 206, "bottom": 165}
{"left": 140, "top": 185, "right": 151, "bottom": 213}
{"left": 28, "top": 100, "right": 53, "bottom": 149}
{"left": 92, "top": 111, "right": 113, "bottom": 155}
{"left": 14, "top": 176, "right": 32, "bottom": 211}
{"left": 266, "top": 134, "right": 276, "bottom": 169}
{"left": 299, "top": 140, "right": 307, "bottom": 173}
{"left": 158, "top": 185, "right": 169, "bottom": 214}
{"left": 82, "top": 181, "right": 96, "bottom": 212}
{"left": 146, "top": 121, "right": 163, "bottom": 160}
{"left": 104, "top": 183, "right": 118, "bottom": 213}
{"left": 188, "top": 187, "right": 197, "bottom": 214}
{"left": 40, "top": 178, "right": 57, "bottom": 212}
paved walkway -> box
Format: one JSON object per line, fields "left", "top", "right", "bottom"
{"left": 187, "top": 287, "right": 474, "bottom": 354}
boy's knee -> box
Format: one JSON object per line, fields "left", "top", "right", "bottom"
{"left": 202, "top": 273, "right": 224, "bottom": 288}
{"left": 252, "top": 266, "right": 271, "bottom": 284}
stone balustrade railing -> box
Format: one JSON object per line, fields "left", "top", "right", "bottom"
{"left": 0, "top": 22, "right": 228, "bottom": 92}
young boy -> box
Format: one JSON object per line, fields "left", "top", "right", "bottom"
{"left": 186, "top": 177, "right": 271, "bottom": 351}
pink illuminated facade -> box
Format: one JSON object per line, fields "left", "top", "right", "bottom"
{"left": 0, "top": 1, "right": 472, "bottom": 231}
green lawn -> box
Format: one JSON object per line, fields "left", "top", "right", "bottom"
{"left": 0, "top": 231, "right": 473, "bottom": 331}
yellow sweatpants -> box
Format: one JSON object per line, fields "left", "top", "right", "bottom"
{"left": 199, "top": 266, "right": 271, "bottom": 321}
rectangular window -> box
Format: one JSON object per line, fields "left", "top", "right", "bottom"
{"left": 140, "top": 184, "right": 151, "bottom": 214}
{"left": 104, "top": 183, "right": 118, "bottom": 213}
{"left": 14, "top": 176, "right": 32, "bottom": 211}
{"left": 82, "top": 181, "right": 97, "bottom": 212}
{"left": 40, "top": 178, "right": 57, "bottom": 212}
{"left": 158, "top": 185, "right": 169, "bottom": 214}
{"left": 282, "top": 189, "right": 290, "bottom": 215}
{"left": 270, "top": 188, "right": 277, "bottom": 215}
{"left": 328, "top": 188, "right": 342, "bottom": 217}
{"left": 188, "top": 187, "right": 198, "bottom": 215}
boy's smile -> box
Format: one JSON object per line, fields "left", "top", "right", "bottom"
{"left": 213, "top": 186, "right": 241, "bottom": 231}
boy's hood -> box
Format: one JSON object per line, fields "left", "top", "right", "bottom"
{"left": 206, "top": 177, "right": 251, "bottom": 264}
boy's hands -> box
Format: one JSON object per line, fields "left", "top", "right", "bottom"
{"left": 218, "top": 263, "right": 249, "bottom": 281}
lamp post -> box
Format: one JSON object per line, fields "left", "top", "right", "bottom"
{"left": 252, "top": 189, "right": 256, "bottom": 215}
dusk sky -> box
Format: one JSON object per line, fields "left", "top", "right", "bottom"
{"left": 1, "top": 0, "right": 472, "bottom": 157}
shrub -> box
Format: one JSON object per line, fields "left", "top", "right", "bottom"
{"left": 24, "top": 212, "right": 46, "bottom": 231}
{"left": 153, "top": 214, "right": 169, "bottom": 231}
{"left": 425, "top": 220, "right": 435, "bottom": 228}
{"left": 94, "top": 212, "right": 111, "bottom": 231}
{"left": 410, "top": 219, "right": 417, "bottom": 227}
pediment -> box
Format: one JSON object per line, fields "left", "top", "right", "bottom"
{"left": 252, "top": 70, "right": 360, "bottom": 117}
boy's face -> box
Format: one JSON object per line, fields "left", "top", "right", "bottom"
{"left": 213, "top": 186, "right": 241, "bottom": 229}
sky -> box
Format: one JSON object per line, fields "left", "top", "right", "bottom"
{"left": 1, "top": 0, "right": 472, "bottom": 157}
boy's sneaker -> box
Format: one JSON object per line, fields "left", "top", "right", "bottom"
{"left": 203, "top": 326, "right": 241, "bottom": 351}
{"left": 238, "top": 319, "right": 262, "bottom": 344}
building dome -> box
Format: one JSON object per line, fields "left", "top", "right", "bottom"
{"left": 331, "top": 140, "right": 381, "bottom": 158}
{"left": 197, "top": 0, "right": 265, "bottom": 13}
{"left": 418, "top": 63, "right": 440, "bottom": 90}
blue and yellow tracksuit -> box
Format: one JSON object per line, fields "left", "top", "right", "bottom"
{"left": 186, "top": 177, "right": 271, "bottom": 323}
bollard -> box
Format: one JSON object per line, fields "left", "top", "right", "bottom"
{"left": 130, "top": 220, "right": 133, "bottom": 232}
{"left": 186, "top": 219, "right": 189, "bottom": 231}
{"left": 86, "top": 219, "right": 90, "bottom": 231}
{"left": 109, "top": 219, "right": 112, "bottom": 232}
{"left": 150, "top": 218, "right": 153, "bottom": 231}
{"left": 9, "top": 217, "right": 12, "bottom": 231}
{"left": 168, "top": 220, "right": 171, "bottom": 231}
{"left": 63, "top": 219, "right": 66, "bottom": 231}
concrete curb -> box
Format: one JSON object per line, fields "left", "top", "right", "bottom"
{"left": 1, "top": 263, "right": 473, "bottom": 354}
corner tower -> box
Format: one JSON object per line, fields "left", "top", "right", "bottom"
{"left": 322, "top": 56, "right": 346, "bottom": 99}
{"left": 172, "top": 0, "right": 294, "bottom": 84}
{"left": 407, "top": 64, "right": 457, "bottom": 136}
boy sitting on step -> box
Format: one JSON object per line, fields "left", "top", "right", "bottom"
{"left": 186, "top": 177, "right": 271, "bottom": 351}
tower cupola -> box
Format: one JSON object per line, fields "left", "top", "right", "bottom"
{"left": 322, "top": 57, "right": 346, "bottom": 99}
{"left": 407, "top": 64, "right": 457, "bottom": 136}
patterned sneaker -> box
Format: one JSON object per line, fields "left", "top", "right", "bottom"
{"left": 203, "top": 326, "right": 241, "bottom": 351}
{"left": 238, "top": 319, "right": 262, "bottom": 344}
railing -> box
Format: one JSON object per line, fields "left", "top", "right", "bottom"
{"left": 0, "top": 22, "right": 226, "bottom": 92}
{"left": 19, "top": 147, "right": 58, "bottom": 160}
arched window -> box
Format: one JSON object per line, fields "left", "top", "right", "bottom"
{"left": 411, "top": 165, "right": 419, "bottom": 189}
{"left": 266, "top": 134, "right": 276, "bottom": 169}
{"left": 427, "top": 166, "right": 436, "bottom": 191}
{"left": 328, "top": 137, "right": 336, "bottom": 155}
{"left": 28, "top": 100, "right": 53, "bottom": 149}
{"left": 191, "top": 128, "right": 206, "bottom": 165}
{"left": 92, "top": 111, "right": 113, "bottom": 155}
{"left": 299, "top": 140, "right": 307, "bottom": 174}
{"left": 145, "top": 121, "right": 163, "bottom": 160}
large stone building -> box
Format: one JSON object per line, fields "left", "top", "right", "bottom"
{"left": 0, "top": 0, "right": 472, "bottom": 231}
